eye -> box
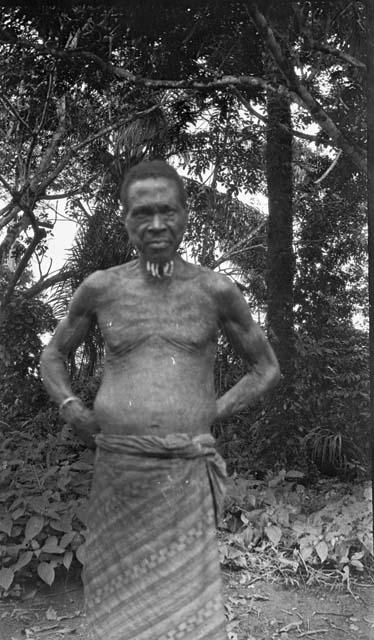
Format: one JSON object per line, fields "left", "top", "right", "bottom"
{"left": 132, "top": 208, "right": 151, "bottom": 220}
{"left": 161, "top": 208, "right": 176, "bottom": 219}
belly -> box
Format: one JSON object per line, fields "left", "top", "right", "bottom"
{"left": 93, "top": 346, "right": 217, "bottom": 435}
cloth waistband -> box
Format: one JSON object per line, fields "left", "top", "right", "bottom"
{"left": 94, "top": 432, "right": 227, "bottom": 525}
{"left": 94, "top": 432, "right": 217, "bottom": 459}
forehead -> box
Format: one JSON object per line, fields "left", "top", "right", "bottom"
{"left": 127, "top": 177, "right": 181, "bottom": 207}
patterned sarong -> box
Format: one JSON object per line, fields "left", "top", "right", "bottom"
{"left": 83, "top": 432, "right": 228, "bottom": 640}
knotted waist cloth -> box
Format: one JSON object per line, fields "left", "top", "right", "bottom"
{"left": 83, "top": 432, "right": 228, "bottom": 640}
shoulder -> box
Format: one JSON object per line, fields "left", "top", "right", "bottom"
{"left": 200, "top": 270, "right": 253, "bottom": 327}
{"left": 69, "top": 269, "right": 111, "bottom": 315}
{"left": 73, "top": 261, "right": 136, "bottom": 297}
{"left": 178, "top": 259, "right": 242, "bottom": 299}
{"left": 178, "top": 259, "right": 230, "bottom": 290}
{"left": 183, "top": 263, "right": 248, "bottom": 319}
{"left": 197, "top": 267, "right": 241, "bottom": 302}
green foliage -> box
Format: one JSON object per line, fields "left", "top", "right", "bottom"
{"left": 293, "top": 324, "right": 369, "bottom": 475}
{"left": 214, "top": 321, "right": 369, "bottom": 478}
{"left": 294, "top": 154, "right": 367, "bottom": 331}
{"left": 0, "top": 426, "right": 92, "bottom": 593}
{"left": 1, "top": 421, "right": 372, "bottom": 594}
{"left": 221, "top": 471, "right": 373, "bottom": 586}
{"left": 0, "top": 271, "right": 56, "bottom": 423}
{"left": 185, "top": 179, "right": 267, "bottom": 303}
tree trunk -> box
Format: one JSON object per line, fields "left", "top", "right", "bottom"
{"left": 266, "top": 90, "right": 295, "bottom": 380}
{"left": 367, "top": 0, "right": 374, "bottom": 540}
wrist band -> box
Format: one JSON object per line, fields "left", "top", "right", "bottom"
{"left": 59, "top": 396, "right": 81, "bottom": 413}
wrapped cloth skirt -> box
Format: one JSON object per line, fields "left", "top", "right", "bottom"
{"left": 83, "top": 432, "right": 228, "bottom": 640}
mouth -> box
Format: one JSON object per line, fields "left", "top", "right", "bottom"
{"left": 147, "top": 240, "right": 170, "bottom": 249}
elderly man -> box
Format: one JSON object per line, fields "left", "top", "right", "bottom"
{"left": 41, "top": 160, "right": 280, "bottom": 640}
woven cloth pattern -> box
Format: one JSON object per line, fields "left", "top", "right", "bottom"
{"left": 83, "top": 432, "right": 228, "bottom": 640}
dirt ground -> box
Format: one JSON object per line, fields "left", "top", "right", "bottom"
{"left": 0, "top": 569, "right": 373, "bottom": 640}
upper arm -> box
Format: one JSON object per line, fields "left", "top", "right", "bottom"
{"left": 44, "top": 272, "right": 102, "bottom": 359}
{"left": 215, "top": 275, "right": 278, "bottom": 371}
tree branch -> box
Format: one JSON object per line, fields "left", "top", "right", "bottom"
{"left": 57, "top": 45, "right": 366, "bottom": 171}
{"left": 0, "top": 205, "right": 20, "bottom": 233}
{"left": 73, "top": 199, "right": 92, "bottom": 220}
{"left": 314, "top": 149, "right": 343, "bottom": 184}
{"left": 0, "top": 211, "right": 28, "bottom": 263}
{"left": 30, "top": 104, "right": 160, "bottom": 198}
{"left": 23, "top": 268, "right": 75, "bottom": 299}
{"left": 2, "top": 228, "right": 46, "bottom": 306}
{"left": 0, "top": 32, "right": 291, "bottom": 100}
{"left": 0, "top": 92, "right": 33, "bottom": 134}
{"left": 233, "top": 88, "right": 318, "bottom": 141}
{"left": 0, "top": 29, "right": 366, "bottom": 172}
{"left": 38, "top": 94, "right": 67, "bottom": 174}
{"left": 36, "top": 69, "right": 56, "bottom": 135}
{"left": 0, "top": 174, "right": 13, "bottom": 193}
{"left": 310, "top": 42, "right": 366, "bottom": 70}
{"left": 211, "top": 220, "right": 266, "bottom": 269}
{"left": 246, "top": 2, "right": 366, "bottom": 172}
{"left": 42, "top": 170, "right": 101, "bottom": 200}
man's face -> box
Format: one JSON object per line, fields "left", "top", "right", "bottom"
{"left": 125, "top": 177, "right": 187, "bottom": 263}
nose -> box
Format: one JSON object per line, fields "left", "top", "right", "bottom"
{"left": 149, "top": 213, "right": 166, "bottom": 231}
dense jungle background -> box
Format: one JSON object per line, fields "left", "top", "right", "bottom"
{"left": 0, "top": 1, "right": 372, "bottom": 632}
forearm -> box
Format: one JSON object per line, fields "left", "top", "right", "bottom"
{"left": 41, "top": 347, "right": 99, "bottom": 448}
{"left": 40, "top": 346, "right": 75, "bottom": 405}
{"left": 216, "top": 365, "right": 280, "bottom": 420}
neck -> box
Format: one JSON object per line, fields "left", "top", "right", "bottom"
{"left": 139, "top": 255, "right": 175, "bottom": 279}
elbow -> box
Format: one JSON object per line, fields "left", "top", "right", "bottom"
{"left": 40, "top": 343, "right": 51, "bottom": 368}
{"left": 40, "top": 344, "right": 61, "bottom": 377}
{"left": 40, "top": 346, "right": 50, "bottom": 381}
{"left": 268, "top": 360, "right": 281, "bottom": 389}
{"left": 274, "top": 362, "right": 281, "bottom": 386}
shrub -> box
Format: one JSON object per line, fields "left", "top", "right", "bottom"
{"left": 0, "top": 426, "right": 92, "bottom": 593}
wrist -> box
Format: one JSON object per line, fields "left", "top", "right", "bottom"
{"left": 59, "top": 396, "right": 84, "bottom": 420}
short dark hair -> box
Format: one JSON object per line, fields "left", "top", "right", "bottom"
{"left": 120, "top": 160, "right": 187, "bottom": 210}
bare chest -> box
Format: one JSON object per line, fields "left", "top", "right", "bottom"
{"left": 96, "top": 278, "right": 219, "bottom": 354}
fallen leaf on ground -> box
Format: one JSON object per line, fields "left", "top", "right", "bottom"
{"left": 280, "top": 621, "right": 301, "bottom": 632}
{"left": 46, "top": 606, "right": 58, "bottom": 620}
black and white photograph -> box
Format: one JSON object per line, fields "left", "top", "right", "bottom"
{"left": 0, "top": 1, "right": 372, "bottom": 639}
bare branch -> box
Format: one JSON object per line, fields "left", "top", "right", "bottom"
{"left": 233, "top": 88, "right": 318, "bottom": 142}
{"left": 73, "top": 199, "right": 92, "bottom": 221}
{"left": 41, "top": 170, "right": 101, "bottom": 200}
{"left": 24, "top": 71, "right": 57, "bottom": 178}
{"left": 31, "top": 104, "right": 160, "bottom": 198}
{"left": 310, "top": 43, "right": 366, "bottom": 70}
{"left": 23, "top": 268, "right": 75, "bottom": 299}
{"left": 2, "top": 228, "right": 46, "bottom": 306}
{"left": 211, "top": 220, "right": 266, "bottom": 269}
{"left": 0, "top": 174, "right": 13, "bottom": 193}
{"left": 35, "top": 253, "right": 53, "bottom": 281}
{"left": 213, "top": 243, "right": 266, "bottom": 269}
{"left": 0, "top": 202, "right": 13, "bottom": 218}
{"left": 0, "top": 92, "right": 33, "bottom": 134}
{"left": 36, "top": 69, "right": 56, "bottom": 134}
{"left": 0, "top": 211, "right": 28, "bottom": 263}
{"left": 314, "top": 149, "right": 343, "bottom": 184}
{"left": 0, "top": 33, "right": 289, "bottom": 99}
{"left": 38, "top": 94, "right": 67, "bottom": 174}
{"left": 0, "top": 205, "right": 20, "bottom": 233}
